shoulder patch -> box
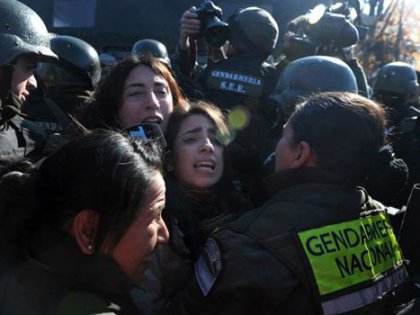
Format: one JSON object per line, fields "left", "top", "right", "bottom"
{"left": 194, "top": 238, "right": 222, "bottom": 296}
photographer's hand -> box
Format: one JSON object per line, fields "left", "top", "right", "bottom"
{"left": 179, "top": 7, "right": 201, "bottom": 50}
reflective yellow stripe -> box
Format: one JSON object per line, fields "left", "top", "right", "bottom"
{"left": 298, "top": 213, "right": 404, "bottom": 295}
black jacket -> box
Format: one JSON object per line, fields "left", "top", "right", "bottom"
{"left": 0, "top": 227, "right": 140, "bottom": 315}
{"left": 172, "top": 168, "right": 408, "bottom": 315}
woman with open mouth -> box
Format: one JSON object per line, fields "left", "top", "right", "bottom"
{"left": 140, "top": 101, "right": 253, "bottom": 313}
{"left": 80, "top": 54, "right": 187, "bottom": 133}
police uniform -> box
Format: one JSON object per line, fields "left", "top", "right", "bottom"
{"left": 0, "top": 0, "right": 57, "bottom": 174}
{"left": 23, "top": 88, "right": 93, "bottom": 135}
{"left": 0, "top": 116, "right": 44, "bottom": 175}
{"left": 173, "top": 168, "right": 408, "bottom": 315}
{"left": 199, "top": 57, "right": 280, "bottom": 202}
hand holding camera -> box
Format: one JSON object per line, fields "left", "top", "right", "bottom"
{"left": 179, "top": 1, "right": 230, "bottom": 50}
{"left": 179, "top": 6, "right": 201, "bottom": 50}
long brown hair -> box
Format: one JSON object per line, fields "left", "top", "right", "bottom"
{"left": 80, "top": 55, "right": 187, "bottom": 130}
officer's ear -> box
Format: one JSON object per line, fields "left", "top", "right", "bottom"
{"left": 69, "top": 209, "right": 99, "bottom": 255}
{"left": 292, "top": 141, "right": 316, "bottom": 168}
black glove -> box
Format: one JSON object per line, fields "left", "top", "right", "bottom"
{"left": 365, "top": 145, "right": 409, "bottom": 204}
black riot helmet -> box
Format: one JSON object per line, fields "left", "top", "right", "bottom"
{"left": 271, "top": 55, "right": 358, "bottom": 120}
{"left": 37, "top": 35, "right": 101, "bottom": 89}
{"left": 0, "top": 0, "right": 57, "bottom": 66}
{"left": 131, "top": 39, "right": 171, "bottom": 69}
{"left": 373, "top": 62, "right": 419, "bottom": 98}
{"left": 228, "top": 7, "right": 279, "bottom": 59}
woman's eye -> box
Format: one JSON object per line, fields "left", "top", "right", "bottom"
{"left": 128, "top": 91, "right": 143, "bottom": 97}
{"left": 182, "top": 137, "right": 197, "bottom": 144}
{"left": 209, "top": 135, "right": 223, "bottom": 146}
{"left": 212, "top": 139, "right": 222, "bottom": 146}
{"left": 155, "top": 89, "right": 167, "bottom": 97}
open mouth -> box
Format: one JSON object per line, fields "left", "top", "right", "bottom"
{"left": 194, "top": 161, "right": 216, "bottom": 170}
{"left": 143, "top": 117, "right": 163, "bottom": 124}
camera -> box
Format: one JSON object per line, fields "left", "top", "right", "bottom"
{"left": 195, "top": 0, "right": 230, "bottom": 48}
{"left": 285, "top": 3, "right": 364, "bottom": 61}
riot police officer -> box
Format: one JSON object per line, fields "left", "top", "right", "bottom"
{"left": 0, "top": 0, "right": 58, "bottom": 174}
{"left": 269, "top": 56, "right": 409, "bottom": 207}
{"left": 373, "top": 62, "right": 420, "bottom": 202}
{"left": 132, "top": 39, "right": 172, "bottom": 69}
{"left": 373, "top": 62, "right": 419, "bottom": 127}
{"left": 270, "top": 55, "right": 358, "bottom": 127}
{"left": 23, "top": 35, "right": 101, "bottom": 135}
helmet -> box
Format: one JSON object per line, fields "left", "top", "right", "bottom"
{"left": 228, "top": 7, "right": 279, "bottom": 59}
{"left": 99, "top": 53, "right": 117, "bottom": 68}
{"left": 271, "top": 56, "right": 358, "bottom": 118}
{"left": 373, "top": 62, "right": 419, "bottom": 96}
{"left": 0, "top": 0, "right": 57, "bottom": 65}
{"left": 131, "top": 39, "right": 171, "bottom": 69}
{"left": 37, "top": 35, "right": 101, "bottom": 88}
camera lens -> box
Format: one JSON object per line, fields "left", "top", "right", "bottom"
{"left": 203, "top": 19, "right": 230, "bottom": 47}
{"left": 196, "top": 1, "right": 230, "bottom": 47}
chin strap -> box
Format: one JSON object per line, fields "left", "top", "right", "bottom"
{"left": 0, "top": 64, "right": 23, "bottom": 129}
{"left": 0, "top": 91, "right": 23, "bottom": 129}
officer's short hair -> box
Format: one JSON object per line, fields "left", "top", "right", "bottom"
{"left": 289, "top": 92, "right": 386, "bottom": 184}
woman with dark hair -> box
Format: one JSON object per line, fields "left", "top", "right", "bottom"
{"left": 0, "top": 130, "right": 169, "bottom": 314}
{"left": 163, "top": 101, "right": 238, "bottom": 258}
{"left": 81, "top": 55, "right": 188, "bottom": 132}
{"left": 141, "top": 101, "right": 252, "bottom": 311}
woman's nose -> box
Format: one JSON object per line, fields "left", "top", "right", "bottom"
{"left": 145, "top": 92, "right": 160, "bottom": 110}
{"left": 200, "top": 138, "right": 214, "bottom": 152}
